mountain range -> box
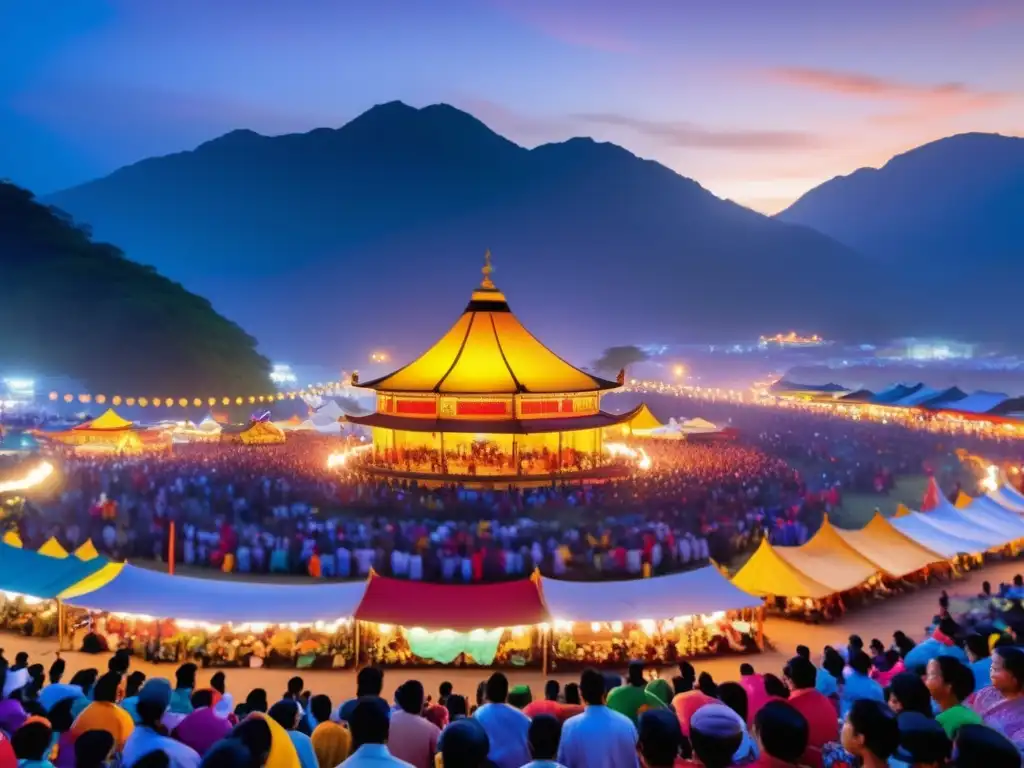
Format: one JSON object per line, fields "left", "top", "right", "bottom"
{"left": 44, "top": 104, "right": 1022, "bottom": 364}
{"left": 778, "top": 132, "right": 1024, "bottom": 290}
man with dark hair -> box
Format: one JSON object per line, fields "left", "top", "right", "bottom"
{"left": 72, "top": 671, "right": 135, "bottom": 751}
{"left": 636, "top": 709, "right": 682, "bottom": 768}
{"left": 345, "top": 698, "right": 408, "bottom": 766}
{"left": 438, "top": 719, "right": 490, "bottom": 768}
{"left": 606, "top": 660, "right": 666, "bottom": 723}
{"left": 122, "top": 678, "right": 201, "bottom": 768}
{"left": 892, "top": 711, "right": 951, "bottom": 767}
{"left": 438, "top": 682, "right": 453, "bottom": 706}
{"left": 389, "top": 680, "right": 440, "bottom": 768}
{"left": 309, "top": 694, "right": 332, "bottom": 726}
{"left": 557, "top": 668, "right": 638, "bottom": 768}
{"left": 473, "top": 673, "right": 530, "bottom": 768}
{"left": 11, "top": 719, "right": 53, "bottom": 764}
{"left": 783, "top": 654, "right": 836, "bottom": 763}
{"left": 337, "top": 666, "right": 388, "bottom": 724}
{"left": 523, "top": 714, "right": 563, "bottom": 767}
{"left": 753, "top": 700, "right": 809, "bottom": 765}
{"left": 841, "top": 699, "right": 900, "bottom": 767}
{"left": 269, "top": 699, "right": 318, "bottom": 768}
{"left": 169, "top": 663, "right": 197, "bottom": 717}
{"left": 841, "top": 650, "right": 885, "bottom": 718}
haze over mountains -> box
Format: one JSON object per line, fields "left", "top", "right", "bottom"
{"left": 778, "top": 132, "right": 1024, "bottom": 289}
{"left": 44, "top": 103, "right": 1020, "bottom": 364}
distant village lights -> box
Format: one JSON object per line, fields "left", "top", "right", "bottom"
{"left": 270, "top": 363, "right": 297, "bottom": 385}
{"left": 369, "top": 351, "right": 390, "bottom": 363}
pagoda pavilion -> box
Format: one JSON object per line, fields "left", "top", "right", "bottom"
{"left": 347, "top": 253, "right": 646, "bottom": 484}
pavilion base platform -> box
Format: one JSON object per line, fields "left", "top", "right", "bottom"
{"left": 359, "top": 463, "right": 631, "bottom": 488}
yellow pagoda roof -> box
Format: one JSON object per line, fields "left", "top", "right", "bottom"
{"left": 359, "top": 253, "right": 620, "bottom": 395}
{"left": 74, "top": 408, "right": 134, "bottom": 431}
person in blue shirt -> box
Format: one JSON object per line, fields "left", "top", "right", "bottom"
{"left": 966, "top": 633, "right": 994, "bottom": 693}
{"left": 841, "top": 650, "right": 885, "bottom": 719}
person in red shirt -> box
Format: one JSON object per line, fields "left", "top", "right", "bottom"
{"left": 783, "top": 655, "right": 838, "bottom": 768}
{"left": 522, "top": 680, "right": 583, "bottom": 723}
{"left": 0, "top": 731, "right": 15, "bottom": 768}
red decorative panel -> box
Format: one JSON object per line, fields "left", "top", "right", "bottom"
{"left": 396, "top": 399, "right": 437, "bottom": 415}
{"left": 521, "top": 400, "right": 560, "bottom": 415}
{"left": 561, "top": 399, "right": 574, "bottom": 413}
{"left": 457, "top": 400, "right": 509, "bottom": 416}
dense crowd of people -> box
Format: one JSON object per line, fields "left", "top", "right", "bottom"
{"left": 6, "top": 393, "right": 1022, "bottom": 585}
{"left": 4, "top": 608, "right": 1024, "bottom": 767}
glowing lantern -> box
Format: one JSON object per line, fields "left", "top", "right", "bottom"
{"left": 49, "top": 392, "right": 58, "bottom": 401}
{"left": 222, "top": 397, "right": 230, "bottom": 405}
{"left": 178, "top": 398, "right": 188, "bottom": 408}
{"left": 63, "top": 394, "right": 73, "bottom": 403}
{"left": 248, "top": 396, "right": 255, "bottom": 404}
{"left": 95, "top": 394, "right": 106, "bottom": 404}
{"left": 208, "top": 398, "right": 217, "bottom": 407}
{"left": 193, "top": 398, "right": 202, "bottom": 407}
{"left": 112, "top": 396, "right": 122, "bottom": 406}
{"left": 78, "top": 394, "right": 91, "bottom": 403}
{"left": 235, "top": 397, "right": 243, "bottom": 405}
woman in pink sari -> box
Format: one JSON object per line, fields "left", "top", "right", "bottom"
{"left": 968, "top": 646, "right": 1024, "bottom": 748}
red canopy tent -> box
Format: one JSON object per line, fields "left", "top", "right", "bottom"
{"left": 354, "top": 572, "right": 550, "bottom": 631}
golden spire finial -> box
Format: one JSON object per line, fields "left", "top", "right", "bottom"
{"left": 480, "top": 249, "right": 495, "bottom": 289}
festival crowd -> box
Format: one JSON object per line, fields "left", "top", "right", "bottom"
{"left": 4, "top": 595, "right": 1024, "bottom": 768}
{"left": 15, "top": 395, "right": 1015, "bottom": 584}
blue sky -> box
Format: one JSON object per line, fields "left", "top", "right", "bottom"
{"left": 2, "top": 0, "right": 1022, "bottom": 211}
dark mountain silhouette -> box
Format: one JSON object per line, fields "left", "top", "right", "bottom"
{"left": 1, "top": 182, "right": 271, "bottom": 393}
{"left": 778, "top": 132, "right": 1024, "bottom": 291}
{"left": 46, "top": 102, "right": 928, "bottom": 365}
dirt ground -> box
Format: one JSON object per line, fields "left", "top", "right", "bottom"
{"left": 3, "top": 559, "right": 1019, "bottom": 705}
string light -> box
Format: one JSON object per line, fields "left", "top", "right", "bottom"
{"left": 45, "top": 380, "right": 352, "bottom": 409}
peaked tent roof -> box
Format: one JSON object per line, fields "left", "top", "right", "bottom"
{"left": 921, "top": 496, "right": 1015, "bottom": 548}
{"left": 628, "top": 404, "right": 663, "bottom": 431}
{"left": 66, "top": 564, "right": 367, "bottom": 624}
{"left": 73, "top": 409, "right": 133, "bottom": 431}
{"left": 773, "top": 518, "right": 879, "bottom": 593}
{"left": 37, "top": 537, "right": 69, "bottom": 558}
{"left": 954, "top": 491, "right": 973, "bottom": 509}
{"left": 890, "top": 513, "right": 992, "bottom": 558}
{"left": 74, "top": 540, "right": 100, "bottom": 561}
{"left": 831, "top": 514, "right": 943, "bottom": 577}
{"left": 730, "top": 538, "right": 834, "bottom": 599}
{"left": 0, "top": 542, "right": 115, "bottom": 599}
{"left": 354, "top": 572, "right": 549, "bottom": 631}
{"left": 540, "top": 567, "right": 760, "bottom": 623}
{"left": 959, "top": 496, "right": 1024, "bottom": 540}
{"left": 358, "top": 262, "right": 619, "bottom": 395}
{"left": 990, "top": 485, "right": 1024, "bottom": 513}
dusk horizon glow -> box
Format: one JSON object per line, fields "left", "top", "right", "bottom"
{"left": 3, "top": 0, "right": 1022, "bottom": 213}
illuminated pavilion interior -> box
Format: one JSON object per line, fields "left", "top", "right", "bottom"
{"left": 347, "top": 253, "right": 645, "bottom": 483}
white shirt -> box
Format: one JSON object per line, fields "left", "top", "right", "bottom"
{"left": 557, "top": 706, "right": 639, "bottom": 768}
{"left": 340, "top": 743, "right": 415, "bottom": 767}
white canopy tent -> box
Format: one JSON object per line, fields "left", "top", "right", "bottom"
{"left": 539, "top": 566, "right": 761, "bottom": 623}
{"left": 890, "top": 514, "right": 994, "bottom": 558}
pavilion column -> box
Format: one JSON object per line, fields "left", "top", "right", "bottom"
{"left": 512, "top": 434, "right": 519, "bottom": 475}
{"left": 439, "top": 431, "right": 446, "bottom": 473}
{"left": 557, "top": 432, "right": 563, "bottom": 473}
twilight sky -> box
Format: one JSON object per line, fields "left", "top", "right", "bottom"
{"left": 3, "top": 0, "right": 1022, "bottom": 213}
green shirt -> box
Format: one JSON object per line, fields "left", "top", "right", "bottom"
{"left": 936, "top": 704, "right": 983, "bottom": 738}
{"left": 605, "top": 684, "right": 667, "bottom": 724}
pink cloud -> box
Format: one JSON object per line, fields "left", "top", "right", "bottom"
{"left": 765, "top": 66, "right": 1012, "bottom": 124}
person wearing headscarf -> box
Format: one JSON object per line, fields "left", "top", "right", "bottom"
{"left": 73, "top": 731, "right": 115, "bottom": 768}
{"left": 66, "top": 670, "right": 99, "bottom": 721}
{"left": 246, "top": 712, "right": 301, "bottom": 768}
{"left": 310, "top": 721, "right": 351, "bottom": 768}
{"left": 71, "top": 672, "right": 134, "bottom": 752}
{"left": 173, "top": 690, "right": 233, "bottom": 758}
{"left": 200, "top": 737, "right": 260, "bottom": 768}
